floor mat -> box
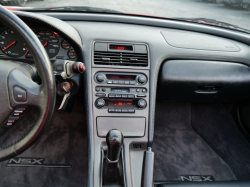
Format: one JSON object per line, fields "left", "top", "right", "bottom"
{"left": 191, "top": 103, "right": 250, "bottom": 180}
{"left": 153, "top": 103, "right": 236, "bottom": 182}
{"left": 0, "top": 99, "right": 88, "bottom": 187}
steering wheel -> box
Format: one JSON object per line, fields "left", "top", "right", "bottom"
{"left": 0, "top": 6, "right": 56, "bottom": 161}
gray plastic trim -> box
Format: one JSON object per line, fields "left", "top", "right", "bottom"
{"left": 97, "top": 117, "right": 146, "bottom": 137}
{"left": 92, "top": 68, "right": 149, "bottom": 187}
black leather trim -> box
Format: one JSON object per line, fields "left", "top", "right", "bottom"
{"left": 0, "top": 5, "right": 56, "bottom": 161}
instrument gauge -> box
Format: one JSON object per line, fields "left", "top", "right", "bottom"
{"left": 0, "top": 29, "right": 27, "bottom": 57}
{"left": 36, "top": 30, "right": 60, "bottom": 58}
{"left": 61, "top": 40, "right": 71, "bottom": 49}
{"left": 68, "top": 49, "right": 77, "bottom": 60}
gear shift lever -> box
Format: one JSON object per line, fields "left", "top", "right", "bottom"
{"left": 106, "top": 129, "right": 124, "bottom": 162}
{"left": 103, "top": 129, "right": 124, "bottom": 185}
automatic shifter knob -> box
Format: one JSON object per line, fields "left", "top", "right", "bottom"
{"left": 106, "top": 129, "right": 124, "bottom": 162}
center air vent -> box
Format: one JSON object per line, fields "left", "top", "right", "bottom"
{"left": 93, "top": 42, "right": 149, "bottom": 67}
{"left": 94, "top": 52, "right": 148, "bottom": 67}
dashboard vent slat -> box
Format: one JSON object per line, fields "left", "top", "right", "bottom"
{"left": 94, "top": 51, "right": 148, "bottom": 67}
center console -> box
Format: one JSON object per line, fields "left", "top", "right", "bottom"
{"left": 92, "top": 41, "right": 150, "bottom": 187}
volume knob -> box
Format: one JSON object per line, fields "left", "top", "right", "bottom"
{"left": 96, "top": 74, "right": 105, "bottom": 82}
{"left": 138, "top": 99, "right": 147, "bottom": 108}
{"left": 137, "top": 75, "right": 147, "bottom": 84}
{"left": 96, "top": 98, "right": 105, "bottom": 108}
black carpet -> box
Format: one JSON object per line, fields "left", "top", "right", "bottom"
{"left": 191, "top": 103, "right": 250, "bottom": 180}
{"left": 0, "top": 99, "right": 88, "bottom": 187}
{"left": 153, "top": 103, "right": 237, "bottom": 182}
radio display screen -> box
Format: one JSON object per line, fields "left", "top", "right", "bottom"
{"left": 106, "top": 74, "right": 136, "bottom": 80}
{"left": 109, "top": 45, "right": 133, "bottom": 51}
{"left": 108, "top": 99, "right": 135, "bottom": 108}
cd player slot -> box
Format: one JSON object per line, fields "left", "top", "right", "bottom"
{"left": 95, "top": 87, "right": 147, "bottom": 94}
{"left": 111, "top": 88, "right": 129, "bottom": 93}
{"left": 94, "top": 72, "right": 147, "bottom": 85}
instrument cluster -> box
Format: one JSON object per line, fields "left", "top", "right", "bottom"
{"left": 0, "top": 27, "right": 78, "bottom": 61}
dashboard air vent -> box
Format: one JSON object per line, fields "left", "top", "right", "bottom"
{"left": 94, "top": 52, "right": 148, "bottom": 67}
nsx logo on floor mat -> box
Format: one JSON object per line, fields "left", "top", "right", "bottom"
{"left": 6, "top": 157, "right": 72, "bottom": 168}
{"left": 180, "top": 175, "right": 214, "bottom": 182}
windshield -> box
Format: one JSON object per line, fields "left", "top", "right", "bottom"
{"left": 1, "top": 0, "right": 250, "bottom": 33}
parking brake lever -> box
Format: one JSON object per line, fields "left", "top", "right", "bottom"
{"left": 141, "top": 147, "right": 154, "bottom": 187}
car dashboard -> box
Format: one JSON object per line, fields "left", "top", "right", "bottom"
{"left": 1, "top": 9, "right": 250, "bottom": 187}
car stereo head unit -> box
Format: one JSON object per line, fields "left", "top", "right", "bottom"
{"left": 94, "top": 72, "right": 147, "bottom": 85}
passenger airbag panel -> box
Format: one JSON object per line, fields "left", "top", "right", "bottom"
{"left": 161, "top": 30, "right": 240, "bottom": 52}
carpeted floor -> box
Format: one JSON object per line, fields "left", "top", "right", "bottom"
{"left": 153, "top": 103, "right": 238, "bottom": 182}
{"left": 191, "top": 103, "right": 250, "bottom": 180}
{"left": 0, "top": 99, "right": 88, "bottom": 187}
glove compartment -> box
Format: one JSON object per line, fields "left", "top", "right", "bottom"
{"left": 157, "top": 60, "right": 250, "bottom": 102}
